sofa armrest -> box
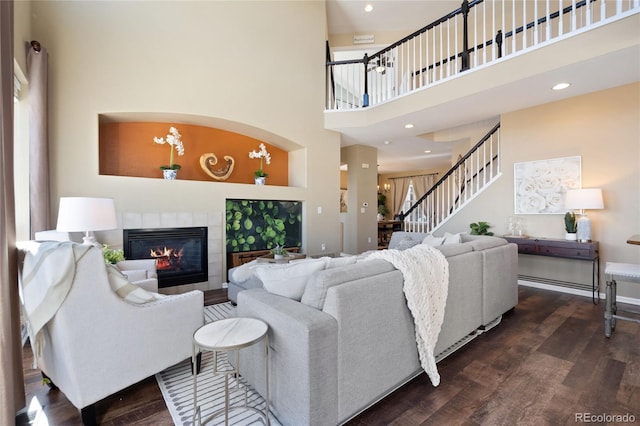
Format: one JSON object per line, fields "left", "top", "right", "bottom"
{"left": 480, "top": 243, "right": 519, "bottom": 324}
{"left": 237, "top": 289, "right": 339, "bottom": 426}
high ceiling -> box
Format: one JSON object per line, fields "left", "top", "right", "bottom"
{"left": 324, "top": 1, "right": 640, "bottom": 174}
{"left": 326, "top": 0, "right": 458, "bottom": 35}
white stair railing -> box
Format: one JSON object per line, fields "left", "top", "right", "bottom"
{"left": 326, "top": 0, "right": 640, "bottom": 111}
{"left": 402, "top": 123, "right": 501, "bottom": 233}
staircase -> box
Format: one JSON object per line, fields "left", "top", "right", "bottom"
{"left": 400, "top": 123, "right": 501, "bottom": 233}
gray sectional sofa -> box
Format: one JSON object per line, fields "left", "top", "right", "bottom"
{"left": 231, "top": 232, "right": 518, "bottom": 425}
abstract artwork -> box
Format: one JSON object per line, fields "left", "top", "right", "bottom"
{"left": 514, "top": 156, "right": 581, "bottom": 214}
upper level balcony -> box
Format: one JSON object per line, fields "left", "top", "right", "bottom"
{"left": 325, "top": 0, "right": 640, "bottom": 154}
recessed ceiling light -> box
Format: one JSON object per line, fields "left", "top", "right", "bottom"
{"left": 404, "top": 123, "right": 414, "bottom": 129}
{"left": 552, "top": 82, "right": 571, "bottom": 91}
{"left": 384, "top": 140, "right": 391, "bottom": 145}
{"left": 364, "top": 4, "right": 373, "bottom": 12}
{"left": 424, "top": 150, "right": 431, "bottom": 154}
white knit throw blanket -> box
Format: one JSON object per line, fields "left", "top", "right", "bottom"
{"left": 19, "top": 241, "right": 92, "bottom": 366}
{"left": 368, "top": 244, "right": 449, "bottom": 386}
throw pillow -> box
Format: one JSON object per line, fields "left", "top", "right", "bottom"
{"left": 443, "top": 232, "right": 463, "bottom": 245}
{"left": 253, "top": 258, "right": 328, "bottom": 301}
{"left": 396, "top": 236, "right": 420, "bottom": 250}
{"left": 106, "top": 264, "right": 164, "bottom": 304}
{"left": 422, "top": 234, "right": 445, "bottom": 247}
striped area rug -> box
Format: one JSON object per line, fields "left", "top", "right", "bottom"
{"left": 156, "top": 303, "right": 280, "bottom": 425}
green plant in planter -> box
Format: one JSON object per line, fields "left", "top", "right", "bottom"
{"left": 470, "top": 221, "right": 494, "bottom": 236}
{"left": 377, "top": 193, "right": 389, "bottom": 218}
{"left": 271, "top": 245, "right": 289, "bottom": 257}
{"left": 564, "top": 211, "right": 577, "bottom": 233}
{"left": 102, "top": 244, "right": 125, "bottom": 264}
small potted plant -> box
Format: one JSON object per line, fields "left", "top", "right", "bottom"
{"left": 102, "top": 244, "right": 125, "bottom": 264}
{"left": 470, "top": 221, "right": 494, "bottom": 236}
{"left": 249, "top": 143, "right": 271, "bottom": 185}
{"left": 271, "top": 245, "right": 289, "bottom": 260}
{"left": 564, "top": 211, "right": 577, "bottom": 240}
{"left": 153, "top": 126, "right": 185, "bottom": 180}
{"left": 377, "top": 193, "right": 389, "bottom": 221}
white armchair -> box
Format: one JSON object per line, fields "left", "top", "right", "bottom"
{"left": 17, "top": 242, "right": 204, "bottom": 425}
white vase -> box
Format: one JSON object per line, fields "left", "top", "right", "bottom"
{"left": 274, "top": 254, "right": 283, "bottom": 260}
{"left": 255, "top": 176, "right": 266, "bottom": 185}
{"left": 163, "top": 169, "right": 177, "bottom": 180}
{"left": 565, "top": 232, "right": 577, "bottom": 241}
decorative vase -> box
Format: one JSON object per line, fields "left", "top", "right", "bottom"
{"left": 255, "top": 176, "right": 266, "bottom": 185}
{"left": 565, "top": 232, "right": 577, "bottom": 241}
{"left": 163, "top": 169, "right": 177, "bottom": 180}
{"left": 274, "top": 254, "right": 284, "bottom": 260}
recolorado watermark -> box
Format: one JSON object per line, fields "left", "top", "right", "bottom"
{"left": 575, "top": 412, "right": 636, "bottom": 423}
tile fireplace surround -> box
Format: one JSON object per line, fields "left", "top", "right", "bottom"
{"left": 99, "top": 211, "right": 224, "bottom": 294}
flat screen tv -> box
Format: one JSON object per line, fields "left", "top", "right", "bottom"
{"left": 225, "top": 199, "right": 302, "bottom": 252}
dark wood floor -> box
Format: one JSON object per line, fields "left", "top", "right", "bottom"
{"left": 18, "top": 286, "right": 640, "bottom": 425}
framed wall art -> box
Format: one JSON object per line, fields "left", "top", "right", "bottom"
{"left": 514, "top": 156, "right": 581, "bottom": 214}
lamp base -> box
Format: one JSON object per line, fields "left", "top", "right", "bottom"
{"left": 576, "top": 215, "right": 592, "bottom": 243}
{"left": 82, "top": 231, "right": 102, "bottom": 247}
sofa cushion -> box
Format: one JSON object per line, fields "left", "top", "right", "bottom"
{"left": 443, "top": 232, "right": 465, "bottom": 245}
{"left": 396, "top": 237, "right": 420, "bottom": 250}
{"left": 228, "top": 260, "right": 258, "bottom": 283}
{"left": 388, "top": 232, "right": 428, "bottom": 250}
{"left": 301, "top": 259, "right": 396, "bottom": 310}
{"left": 436, "top": 243, "right": 473, "bottom": 257}
{"left": 253, "top": 258, "right": 328, "bottom": 300}
{"left": 422, "top": 234, "right": 445, "bottom": 247}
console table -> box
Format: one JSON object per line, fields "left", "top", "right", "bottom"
{"left": 227, "top": 247, "right": 301, "bottom": 270}
{"left": 503, "top": 236, "right": 600, "bottom": 304}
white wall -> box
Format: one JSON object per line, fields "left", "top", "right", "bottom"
{"left": 27, "top": 1, "right": 341, "bottom": 287}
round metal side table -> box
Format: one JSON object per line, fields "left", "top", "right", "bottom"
{"left": 192, "top": 317, "right": 269, "bottom": 425}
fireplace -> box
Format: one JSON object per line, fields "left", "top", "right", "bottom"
{"left": 123, "top": 227, "right": 208, "bottom": 288}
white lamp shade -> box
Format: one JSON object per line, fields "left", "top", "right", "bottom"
{"left": 564, "top": 188, "right": 604, "bottom": 210}
{"left": 56, "top": 197, "right": 117, "bottom": 232}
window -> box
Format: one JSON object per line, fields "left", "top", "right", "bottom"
{"left": 401, "top": 181, "right": 416, "bottom": 216}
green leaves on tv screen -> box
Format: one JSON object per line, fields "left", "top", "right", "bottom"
{"left": 225, "top": 199, "right": 302, "bottom": 252}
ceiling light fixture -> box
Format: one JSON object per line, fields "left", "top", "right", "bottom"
{"left": 552, "top": 82, "right": 571, "bottom": 91}
{"left": 404, "top": 123, "right": 414, "bottom": 129}
{"left": 384, "top": 140, "right": 391, "bottom": 145}
{"left": 424, "top": 150, "right": 431, "bottom": 154}
{"left": 364, "top": 4, "right": 373, "bottom": 12}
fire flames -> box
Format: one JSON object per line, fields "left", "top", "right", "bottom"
{"left": 149, "top": 246, "right": 184, "bottom": 270}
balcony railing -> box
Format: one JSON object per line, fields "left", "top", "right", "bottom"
{"left": 326, "top": 0, "right": 640, "bottom": 111}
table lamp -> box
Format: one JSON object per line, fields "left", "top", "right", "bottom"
{"left": 564, "top": 188, "right": 604, "bottom": 243}
{"left": 56, "top": 197, "right": 117, "bottom": 246}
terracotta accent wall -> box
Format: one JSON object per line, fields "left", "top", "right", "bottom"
{"left": 99, "top": 121, "right": 288, "bottom": 185}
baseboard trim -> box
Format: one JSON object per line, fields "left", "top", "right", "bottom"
{"left": 518, "top": 279, "right": 640, "bottom": 306}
